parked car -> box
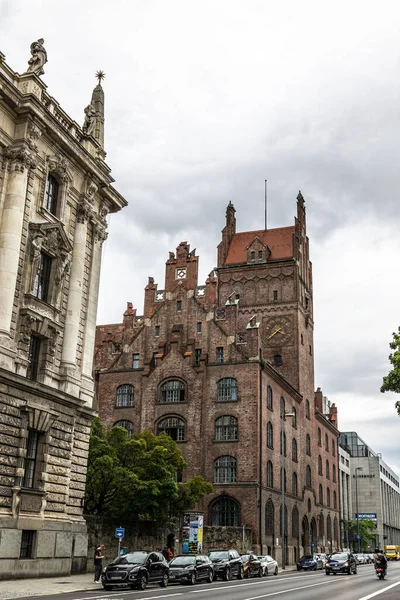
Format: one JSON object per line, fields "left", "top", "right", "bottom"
{"left": 297, "top": 554, "right": 324, "bottom": 571}
{"left": 354, "top": 554, "right": 365, "bottom": 565}
{"left": 168, "top": 554, "right": 214, "bottom": 585}
{"left": 102, "top": 551, "right": 169, "bottom": 590}
{"left": 315, "top": 553, "right": 328, "bottom": 567}
{"left": 258, "top": 555, "right": 279, "bottom": 576}
{"left": 240, "top": 554, "right": 263, "bottom": 578}
{"left": 208, "top": 549, "right": 244, "bottom": 580}
{"left": 325, "top": 552, "right": 357, "bottom": 575}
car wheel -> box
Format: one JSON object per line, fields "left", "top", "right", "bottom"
{"left": 313, "top": 565, "right": 317, "bottom": 571}
{"left": 207, "top": 569, "right": 214, "bottom": 583}
{"left": 103, "top": 585, "right": 112, "bottom": 590}
{"left": 258, "top": 567, "right": 263, "bottom": 578}
{"left": 297, "top": 567, "right": 301, "bottom": 571}
{"left": 245, "top": 569, "right": 251, "bottom": 578}
{"left": 237, "top": 566, "right": 244, "bottom": 580}
{"left": 137, "top": 574, "right": 147, "bottom": 590}
{"left": 160, "top": 573, "right": 169, "bottom": 587}
{"left": 224, "top": 567, "right": 231, "bottom": 581}
{"left": 189, "top": 571, "right": 196, "bottom": 585}
{"left": 274, "top": 567, "right": 278, "bottom": 576}
{"left": 354, "top": 566, "right": 357, "bottom": 575}
{"left": 325, "top": 570, "right": 329, "bottom": 575}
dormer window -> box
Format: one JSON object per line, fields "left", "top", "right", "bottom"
{"left": 250, "top": 251, "right": 255, "bottom": 262}
{"left": 45, "top": 175, "right": 59, "bottom": 216}
{"left": 258, "top": 250, "right": 263, "bottom": 261}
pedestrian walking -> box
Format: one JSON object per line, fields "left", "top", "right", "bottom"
{"left": 94, "top": 544, "right": 105, "bottom": 583}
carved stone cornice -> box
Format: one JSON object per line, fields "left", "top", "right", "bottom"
{"left": 47, "top": 153, "right": 72, "bottom": 183}
{"left": 3, "top": 146, "right": 37, "bottom": 173}
{"left": 92, "top": 219, "right": 108, "bottom": 244}
{"left": 76, "top": 199, "right": 95, "bottom": 224}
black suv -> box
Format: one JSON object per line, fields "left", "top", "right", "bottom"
{"left": 169, "top": 554, "right": 214, "bottom": 584}
{"left": 325, "top": 552, "right": 357, "bottom": 575}
{"left": 102, "top": 551, "right": 169, "bottom": 590}
{"left": 208, "top": 549, "right": 244, "bottom": 580}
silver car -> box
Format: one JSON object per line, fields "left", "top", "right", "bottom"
{"left": 257, "top": 555, "right": 279, "bottom": 576}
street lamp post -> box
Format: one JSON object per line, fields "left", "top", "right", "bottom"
{"left": 281, "top": 411, "right": 295, "bottom": 569}
{"left": 355, "top": 467, "right": 363, "bottom": 553}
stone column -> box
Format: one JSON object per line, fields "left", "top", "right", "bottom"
{"left": 80, "top": 221, "right": 107, "bottom": 405}
{"left": 61, "top": 203, "right": 91, "bottom": 367}
{"left": 0, "top": 147, "right": 36, "bottom": 334}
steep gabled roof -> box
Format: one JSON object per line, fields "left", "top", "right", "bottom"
{"left": 223, "top": 226, "right": 295, "bottom": 265}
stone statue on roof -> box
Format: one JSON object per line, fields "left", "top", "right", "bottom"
{"left": 82, "top": 103, "right": 96, "bottom": 136}
{"left": 26, "top": 39, "right": 48, "bottom": 76}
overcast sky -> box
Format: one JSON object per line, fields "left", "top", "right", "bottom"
{"left": 2, "top": 0, "right": 400, "bottom": 475}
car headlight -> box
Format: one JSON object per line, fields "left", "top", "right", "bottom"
{"left": 185, "top": 566, "right": 194, "bottom": 570}
{"left": 343, "top": 563, "right": 349, "bottom": 567}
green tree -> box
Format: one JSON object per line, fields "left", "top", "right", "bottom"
{"left": 84, "top": 418, "right": 212, "bottom": 524}
{"left": 343, "top": 519, "right": 376, "bottom": 551}
{"left": 380, "top": 326, "right": 400, "bottom": 415}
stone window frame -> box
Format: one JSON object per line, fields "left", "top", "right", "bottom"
{"left": 39, "top": 154, "right": 72, "bottom": 222}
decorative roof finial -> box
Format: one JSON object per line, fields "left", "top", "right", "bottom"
{"left": 95, "top": 70, "right": 106, "bottom": 85}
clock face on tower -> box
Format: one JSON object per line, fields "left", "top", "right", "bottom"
{"left": 175, "top": 268, "right": 187, "bottom": 280}
{"left": 264, "top": 315, "right": 293, "bottom": 347}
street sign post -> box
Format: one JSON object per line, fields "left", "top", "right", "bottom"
{"left": 115, "top": 527, "right": 125, "bottom": 556}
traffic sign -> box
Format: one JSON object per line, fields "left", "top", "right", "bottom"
{"left": 115, "top": 527, "right": 125, "bottom": 539}
{"left": 356, "top": 534, "right": 361, "bottom": 540}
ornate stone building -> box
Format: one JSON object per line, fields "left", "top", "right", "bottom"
{"left": 95, "top": 194, "right": 340, "bottom": 565}
{"left": 0, "top": 43, "right": 126, "bottom": 578}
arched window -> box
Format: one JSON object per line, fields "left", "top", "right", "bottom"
{"left": 292, "top": 506, "right": 299, "bottom": 537}
{"left": 305, "top": 399, "right": 310, "bottom": 419}
{"left": 292, "top": 438, "right": 298, "bottom": 462}
{"left": 157, "top": 416, "right": 185, "bottom": 441}
{"left": 292, "top": 471, "right": 298, "bottom": 496}
{"left": 279, "top": 504, "right": 288, "bottom": 535}
{"left": 116, "top": 384, "right": 134, "bottom": 407}
{"left": 280, "top": 467, "right": 287, "bottom": 491}
{"left": 114, "top": 420, "right": 133, "bottom": 435}
{"left": 306, "top": 465, "right": 312, "bottom": 488}
{"left": 267, "top": 422, "right": 274, "bottom": 449}
{"left": 217, "top": 378, "right": 238, "bottom": 402}
{"left": 267, "top": 385, "right": 273, "bottom": 410}
{"left": 214, "top": 456, "right": 237, "bottom": 483}
{"left": 265, "top": 499, "right": 275, "bottom": 535}
{"left": 318, "top": 428, "right": 321, "bottom": 446}
{"left": 210, "top": 496, "right": 239, "bottom": 526}
{"left": 280, "top": 396, "right": 285, "bottom": 416}
{"left": 318, "top": 514, "right": 325, "bottom": 538}
{"left": 327, "top": 514, "right": 332, "bottom": 541}
{"left": 160, "top": 380, "right": 185, "bottom": 403}
{"left": 292, "top": 406, "right": 297, "bottom": 428}
{"left": 215, "top": 416, "right": 238, "bottom": 441}
{"left": 333, "top": 517, "right": 338, "bottom": 543}
{"left": 318, "top": 455, "right": 323, "bottom": 475}
{"left": 45, "top": 174, "right": 59, "bottom": 215}
{"left": 306, "top": 434, "right": 311, "bottom": 456}
{"left": 325, "top": 434, "right": 329, "bottom": 451}
{"left": 266, "top": 461, "right": 273, "bottom": 488}
{"left": 326, "top": 460, "right": 330, "bottom": 479}
{"left": 280, "top": 431, "right": 286, "bottom": 456}
{"left": 333, "top": 490, "right": 337, "bottom": 509}
{"left": 327, "top": 487, "right": 331, "bottom": 507}
{"left": 333, "top": 464, "right": 336, "bottom": 482}
{"left": 319, "top": 484, "right": 323, "bottom": 504}
{"left": 332, "top": 439, "right": 335, "bottom": 456}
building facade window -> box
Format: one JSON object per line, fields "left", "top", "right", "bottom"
{"left": 114, "top": 420, "right": 134, "bottom": 435}
{"left": 267, "top": 385, "right": 273, "bottom": 410}
{"left": 214, "top": 456, "right": 237, "bottom": 483}
{"left": 27, "top": 335, "right": 41, "bottom": 381}
{"left": 266, "top": 460, "right": 273, "bottom": 488}
{"left": 305, "top": 399, "right": 310, "bottom": 419}
{"left": 292, "top": 438, "right": 298, "bottom": 462}
{"left": 280, "top": 467, "right": 287, "bottom": 491}
{"left": 157, "top": 417, "right": 185, "bottom": 442}
{"left": 327, "top": 514, "right": 332, "bottom": 541}
{"left": 333, "top": 464, "right": 336, "bottom": 483}
{"left": 23, "top": 430, "right": 40, "bottom": 488}
{"left": 216, "top": 347, "right": 224, "bottom": 363}
{"left": 194, "top": 348, "right": 202, "bottom": 366}
{"left": 292, "top": 506, "right": 299, "bottom": 537}
{"left": 215, "top": 416, "right": 238, "bottom": 441}
{"left": 132, "top": 353, "right": 140, "bottom": 369}
{"left": 292, "top": 471, "right": 298, "bottom": 496}
{"left": 318, "top": 455, "right": 323, "bottom": 475}
{"left": 258, "top": 250, "right": 263, "bottom": 261}
{"left": 319, "top": 484, "right": 323, "bottom": 504}
{"left": 45, "top": 174, "right": 59, "bottom": 215}
{"left": 306, "top": 465, "right": 312, "bottom": 488}
{"left": 152, "top": 352, "right": 158, "bottom": 367}
{"left": 327, "top": 487, "right": 331, "bottom": 507}
{"left": 326, "top": 460, "right": 330, "bottom": 479}
{"left": 160, "top": 380, "right": 185, "bottom": 403}
{"left": 176, "top": 300, "right": 182, "bottom": 312}
{"left": 33, "top": 253, "right": 52, "bottom": 302}
{"left": 318, "top": 428, "right": 322, "bottom": 446}
{"left": 265, "top": 499, "right": 275, "bottom": 535}
{"left": 332, "top": 439, "right": 335, "bottom": 456}
{"left": 155, "top": 325, "right": 160, "bottom": 337}
{"left": 267, "top": 422, "right": 274, "bottom": 449}
{"left": 292, "top": 406, "right": 297, "bottom": 428}
{"left": 280, "top": 396, "right": 285, "bottom": 416}
{"left": 211, "top": 496, "right": 239, "bottom": 526}
{"left": 318, "top": 514, "right": 325, "bottom": 538}
{"left": 197, "top": 322, "right": 202, "bottom": 334}
{"left": 273, "top": 290, "right": 278, "bottom": 301}
{"left": 20, "top": 530, "right": 35, "bottom": 559}
{"left": 250, "top": 251, "right": 255, "bottom": 262}
{"left": 280, "top": 431, "right": 286, "bottom": 456}
{"left": 306, "top": 434, "right": 311, "bottom": 456}
{"left": 325, "top": 434, "right": 329, "bottom": 451}
{"left": 217, "top": 378, "right": 237, "bottom": 402}
{"left": 333, "top": 490, "right": 337, "bottom": 509}
{"left": 116, "top": 384, "right": 134, "bottom": 407}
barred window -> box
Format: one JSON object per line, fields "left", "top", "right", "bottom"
{"left": 114, "top": 420, "right": 134, "bottom": 435}
{"left": 215, "top": 416, "right": 238, "bottom": 441}
{"left": 267, "top": 385, "right": 273, "bottom": 410}
{"left": 214, "top": 456, "right": 237, "bottom": 483}
{"left": 157, "top": 417, "right": 185, "bottom": 442}
{"left": 211, "top": 496, "right": 239, "bottom": 526}
{"left": 160, "top": 380, "right": 185, "bottom": 403}
{"left": 265, "top": 499, "right": 275, "bottom": 535}
{"left": 116, "top": 384, "right": 134, "bottom": 407}
{"left": 292, "top": 471, "right": 298, "bottom": 496}
{"left": 217, "top": 378, "right": 237, "bottom": 402}
{"left": 266, "top": 460, "right": 273, "bottom": 488}
{"left": 292, "top": 438, "right": 298, "bottom": 462}
{"left": 267, "top": 422, "right": 273, "bottom": 449}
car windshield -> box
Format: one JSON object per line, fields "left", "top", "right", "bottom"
{"left": 241, "top": 555, "right": 250, "bottom": 561}
{"left": 170, "top": 556, "right": 195, "bottom": 566}
{"left": 209, "top": 552, "right": 229, "bottom": 560}
{"left": 301, "top": 555, "right": 313, "bottom": 560}
{"left": 330, "top": 553, "right": 348, "bottom": 561}
{"left": 258, "top": 556, "right": 267, "bottom": 562}
{"left": 110, "top": 552, "right": 148, "bottom": 565}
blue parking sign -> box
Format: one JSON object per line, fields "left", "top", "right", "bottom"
{"left": 115, "top": 527, "right": 125, "bottom": 539}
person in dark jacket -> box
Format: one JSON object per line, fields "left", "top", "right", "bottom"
{"left": 94, "top": 544, "right": 105, "bottom": 583}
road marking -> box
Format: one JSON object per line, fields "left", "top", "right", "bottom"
{"left": 357, "top": 580, "right": 400, "bottom": 600}
{"left": 229, "top": 579, "right": 342, "bottom": 599}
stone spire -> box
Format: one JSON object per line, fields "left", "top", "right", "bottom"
{"left": 91, "top": 71, "right": 105, "bottom": 148}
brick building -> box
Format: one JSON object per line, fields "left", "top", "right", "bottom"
{"left": 0, "top": 44, "right": 126, "bottom": 578}
{"left": 95, "top": 193, "right": 340, "bottom": 564}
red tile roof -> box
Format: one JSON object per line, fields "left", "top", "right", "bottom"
{"left": 224, "top": 226, "right": 295, "bottom": 265}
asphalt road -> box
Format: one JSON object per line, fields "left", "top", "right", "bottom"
{"left": 15, "top": 563, "right": 400, "bottom": 600}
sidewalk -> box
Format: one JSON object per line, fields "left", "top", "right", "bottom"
{"left": 0, "top": 573, "right": 99, "bottom": 600}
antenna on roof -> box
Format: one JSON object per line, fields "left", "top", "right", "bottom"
{"left": 264, "top": 179, "right": 267, "bottom": 231}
